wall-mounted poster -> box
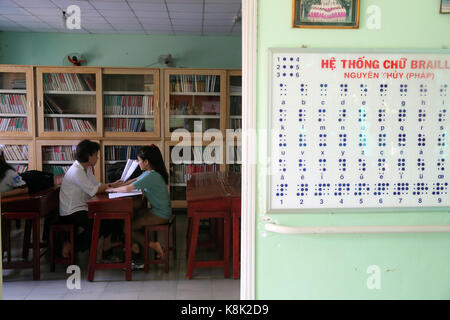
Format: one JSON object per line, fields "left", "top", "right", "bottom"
{"left": 441, "top": 0, "right": 450, "bottom": 14}
{"left": 293, "top": 0, "right": 360, "bottom": 29}
{"left": 268, "top": 49, "right": 450, "bottom": 213}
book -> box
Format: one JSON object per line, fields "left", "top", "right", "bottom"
{"left": 108, "top": 189, "right": 142, "bottom": 199}
{"left": 120, "top": 159, "right": 139, "bottom": 182}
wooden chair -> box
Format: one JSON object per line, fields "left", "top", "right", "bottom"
{"left": 49, "top": 222, "right": 75, "bottom": 271}
{"left": 144, "top": 214, "right": 176, "bottom": 273}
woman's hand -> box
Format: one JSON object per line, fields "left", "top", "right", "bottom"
{"left": 105, "top": 187, "right": 116, "bottom": 193}
{"left": 110, "top": 179, "right": 123, "bottom": 188}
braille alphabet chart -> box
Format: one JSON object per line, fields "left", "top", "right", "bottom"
{"left": 268, "top": 49, "right": 450, "bottom": 211}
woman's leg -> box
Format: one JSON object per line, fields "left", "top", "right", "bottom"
{"left": 131, "top": 208, "right": 168, "bottom": 257}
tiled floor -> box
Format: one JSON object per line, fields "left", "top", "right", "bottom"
{"left": 2, "top": 214, "right": 240, "bottom": 300}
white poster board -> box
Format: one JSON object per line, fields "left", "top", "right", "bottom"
{"left": 268, "top": 49, "right": 450, "bottom": 212}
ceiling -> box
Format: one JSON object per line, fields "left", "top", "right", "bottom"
{"left": 0, "top": 0, "right": 242, "bottom": 36}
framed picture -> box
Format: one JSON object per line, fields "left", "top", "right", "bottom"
{"left": 293, "top": 0, "right": 360, "bottom": 29}
{"left": 441, "top": 0, "right": 450, "bottom": 14}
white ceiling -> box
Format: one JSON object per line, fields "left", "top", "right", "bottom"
{"left": 0, "top": 0, "right": 242, "bottom": 36}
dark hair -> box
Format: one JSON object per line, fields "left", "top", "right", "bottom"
{"left": 76, "top": 140, "right": 100, "bottom": 163}
{"left": 0, "top": 151, "right": 14, "bottom": 181}
{"left": 137, "top": 145, "right": 168, "bottom": 185}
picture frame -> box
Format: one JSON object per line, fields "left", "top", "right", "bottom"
{"left": 292, "top": 0, "right": 360, "bottom": 29}
{"left": 441, "top": 0, "right": 450, "bottom": 14}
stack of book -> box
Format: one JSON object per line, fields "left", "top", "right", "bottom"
{"left": 0, "top": 118, "right": 27, "bottom": 131}
{"left": 43, "top": 73, "right": 95, "bottom": 91}
{"left": 0, "top": 145, "right": 28, "bottom": 160}
{"left": 170, "top": 75, "right": 219, "bottom": 93}
{"left": 44, "top": 118, "right": 95, "bottom": 132}
{"left": 12, "top": 164, "right": 28, "bottom": 173}
{"left": 44, "top": 96, "right": 63, "bottom": 114}
{"left": 170, "top": 163, "right": 219, "bottom": 184}
{"left": 104, "top": 95, "right": 153, "bottom": 115}
{"left": 104, "top": 118, "right": 146, "bottom": 132}
{"left": 13, "top": 79, "right": 26, "bottom": 90}
{"left": 105, "top": 146, "right": 140, "bottom": 161}
{"left": 43, "top": 146, "right": 76, "bottom": 161}
{"left": 0, "top": 94, "right": 27, "bottom": 114}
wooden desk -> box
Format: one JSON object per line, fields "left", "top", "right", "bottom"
{"left": 1, "top": 187, "right": 60, "bottom": 280}
{"left": 86, "top": 193, "right": 135, "bottom": 281}
{"left": 186, "top": 172, "right": 241, "bottom": 279}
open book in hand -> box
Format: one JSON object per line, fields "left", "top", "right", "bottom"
{"left": 120, "top": 159, "right": 139, "bottom": 182}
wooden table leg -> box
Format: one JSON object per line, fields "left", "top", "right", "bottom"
{"left": 33, "top": 215, "right": 40, "bottom": 280}
{"left": 88, "top": 215, "right": 101, "bottom": 282}
{"left": 124, "top": 216, "right": 132, "bottom": 281}
{"left": 186, "top": 216, "right": 200, "bottom": 279}
{"left": 23, "top": 219, "right": 32, "bottom": 260}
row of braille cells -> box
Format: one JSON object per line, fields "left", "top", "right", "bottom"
{"left": 296, "top": 108, "right": 447, "bottom": 123}
{"left": 292, "top": 83, "right": 448, "bottom": 97}
{"left": 275, "top": 182, "right": 449, "bottom": 197}
{"left": 294, "top": 132, "right": 447, "bottom": 148}
{"left": 292, "top": 158, "right": 446, "bottom": 173}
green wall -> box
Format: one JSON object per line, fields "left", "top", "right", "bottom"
{"left": 0, "top": 32, "right": 241, "bottom": 68}
{"left": 256, "top": 0, "right": 450, "bottom": 299}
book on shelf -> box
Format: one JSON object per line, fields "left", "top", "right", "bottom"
{"left": 44, "top": 118, "right": 95, "bottom": 132}
{"left": 120, "top": 159, "right": 139, "bottom": 182}
{"left": 43, "top": 73, "right": 95, "bottom": 92}
{"left": 104, "top": 95, "right": 154, "bottom": 116}
{"left": 1, "top": 145, "right": 28, "bottom": 161}
{"left": 104, "top": 118, "right": 147, "bottom": 132}
{"left": 44, "top": 96, "right": 63, "bottom": 114}
{"left": 0, "top": 94, "right": 27, "bottom": 114}
{"left": 13, "top": 79, "right": 26, "bottom": 90}
{"left": 12, "top": 164, "right": 28, "bottom": 173}
{"left": 43, "top": 146, "right": 76, "bottom": 161}
{"left": 105, "top": 146, "right": 140, "bottom": 161}
{"left": 230, "top": 85, "right": 242, "bottom": 94}
{"left": 170, "top": 75, "right": 219, "bottom": 93}
{"left": 170, "top": 163, "right": 219, "bottom": 184}
{"left": 0, "top": 118, "right": 28, "bottom": 131}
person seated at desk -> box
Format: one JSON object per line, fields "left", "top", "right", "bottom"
{"left": 106, "top": 145, "right": 171, "bottom": 259}
{"left": 59, "top": 140, "right": 122, "bottom": 258}
{"left": 0, "top": 148, "right": 29, "bottom": 198}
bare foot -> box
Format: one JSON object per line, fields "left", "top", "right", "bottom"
{"left": 62, "top": 242, "right": 71, "bottom": 258}
{"left": 149, "top": 241, "right": 165, "bottom": 259}
{"left": 103, "top": 240, "right": 122, "bottom": 252}
{"left": 132, "top": 243, "right": 140, "bottom": 255}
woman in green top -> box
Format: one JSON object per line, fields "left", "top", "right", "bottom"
{"left": 107, "top": 145, "right": 171, "bottom": 259}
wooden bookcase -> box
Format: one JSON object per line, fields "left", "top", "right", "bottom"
{"left": 102, "top": 68, "right": 160, "bottom": 139}
{"left": 101, "top": 140, "right": 163, "bottom": 183}
{"left": 226, "top": 70, "right": 242, "bottom": 173}
{"left": 0, "top": 65, "right": 35, "bottom": 138}
{"left": 36, "top": 139, "right": 101, "bottom": 186}
{"left": 164, "top": 138, "right": 225, "bottom": 208}
{"left": 0, "top": 65, "right": 242, "bottom": 208}
{"left": 36, "top": 66, "right": 102, "bottom": 138}
{"left": 0, "top": 140, "right": 35, "bottom": 173}
{"left": 163, "top": 69, "right": 227, "bottom": 140}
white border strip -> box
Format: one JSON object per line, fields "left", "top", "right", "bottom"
{"left": 241, "top": 0, "right": 257, "bottom": 300}
{"left": 265, "top": 223, "right": 450, "bottom": 234}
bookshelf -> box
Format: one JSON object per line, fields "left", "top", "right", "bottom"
{"left": 101, "top": 140, "right": 163, "bottom": 183}
{"left": 0, "top": 65, "right": 242, "bottom": 208}
{"left": 164, "top": 69, "right": 226, "bottom": 140}
{"left": 164, "top": 139, "right": 224, "bottom": 208}
{"left": 226, "top": 70, "right": 242, "bottom": 173}
{"left": 0, "top": 140, "right": 34, "bottom": 173}
{"left": 0, "top": 65, "right": 35, "bottom": 137}
{"left": 36, "top": 67, "right": 102, "bottom": 138}
{"left": 36, "top": 140, "right": 101, "bottom": 186}
{"left": 102, "top": 68, "right": 160, "bottom": 139}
